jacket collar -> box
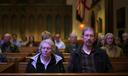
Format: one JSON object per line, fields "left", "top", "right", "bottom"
{"left": 30, "top": 53, "right": 62, "bottom": 69}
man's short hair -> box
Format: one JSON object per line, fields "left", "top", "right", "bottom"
{"left": 82, "top": 27, "right": 95, "bottom": 35}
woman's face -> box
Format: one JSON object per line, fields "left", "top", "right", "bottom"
{"left": 40, "top": 42, "right": 52, "bottom": 57}
{"left": 100, "top": 38, "right": 105, "bottom": 45}
{"left": 106, "top": 35, "right": 114, "bottom": 45}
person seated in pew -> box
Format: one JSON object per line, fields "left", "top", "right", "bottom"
{"left": 96, "top": 33, "right": 105, "bottom": 48}
{"left": 36, "top": 31, "right": 64, "bottom": 59}
{"left": 53, "top": 34, "right": 66, "bottom": 50}
{"left": 41, "top": 31, "right": 51, "bottom": 40}
{"left": 26, "top": 35, "right": 36, "bottom": 47}
{"left": 11, "top": 33, "right": 21, "bottom": 48}
{"left": 65, "top": 32, "right": 80, "bottom": 53}
{"left": 121, "top": 32, "right": 128, "bottom": 57}
{"left": 68, "top": 27, "right": 112, "bottom": 73}
{"left": 101, "top": 33, "right": 123, "bottom": 58}
{"left": 0, "top": 53, "right": 7, "bottom": 62}
{"left": 20, "top": 35, "right": 29, "bottom": 47}
{"left": 26, "top": 39, "right": 65, "bottom": 73}
{"left": 1, "top": 33, "right": 19, "bottom": 53}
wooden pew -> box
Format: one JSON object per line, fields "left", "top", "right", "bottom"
{"left": 62, "top": 53, "right": 70, "bottom": 57}
{"left": 19, "top": 54, "right": 128, "bottom": 73}
{"left": 0, "top": 62, "right": 28, "bottom": 73}
{"left": 19, "top": 47, "right": 37, "bottom": 53}
{"left": 17, "top": 61, "right": 128, "bottom": 73}
{"left": 0, "top": 62, "right": 15, "bottom": 73}
{"left": 4, "top": 53, "right": 29, "bottom": 57}
{"left": 2, "top": 47, "right": 38, "bottom": 62}
{"left": 63, "top": 61, "right": 128, "bottom": 73}
{"left": 3, "top": 53, "right": 31, "bottom": 62}
{"left": 0, "top": 73, "right": 128, "bottom": 76}
{"left": 59, "top": 49, "right": 65, "bottom": 53}
{"left": 62, "top": 53, "right": 70, "bottom": 62}
{"left": 3, "top": 59, "right": 127, "bottom": 73}
{"left": 63, "top": 55, "right": 128, "bottom": 63}
{"left": 112, "top": 62, "right": 128, "bottom": 72}
{"left": 110, "top": 57, "right": 128, "bottom": 62}
{"left": 14, "top": 59, "right": 128, "bottom": 73}
{"left": 18, "top": 62, "right": 28, "bottom": 73}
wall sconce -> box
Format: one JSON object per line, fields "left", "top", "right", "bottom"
{"left": 79, "top": 23, "right": 85, "bottom": 30}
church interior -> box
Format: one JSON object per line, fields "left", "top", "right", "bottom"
{"left": 0, "top": 0, "right": 128, "bottom": 75}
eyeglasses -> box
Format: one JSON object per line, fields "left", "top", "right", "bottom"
{"left": 41, "top": 47, "right": 51, "bottom": 50}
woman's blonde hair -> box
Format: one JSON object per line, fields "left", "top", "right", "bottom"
{"left": 38, "top": 39, "right": 55, "bottom": 52}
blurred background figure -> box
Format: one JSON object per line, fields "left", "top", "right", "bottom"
{"left": 0, "top": 53, "right": 7, "bottom": 63}
{"left": 20, "top": 35, "right": 28, "bottom": 47}
{"left": 36, "top": 31, "right": 63, "bottom": 58}
{"left": 26, "top": 35, "right": 36, "bottom": 47}
{"left": 0, "top": 35, "right": 4, "bottom": 46}
{"left": 121, "top": 32, "right": 128, "bottom": 57}
{"left": 65, "top": 32, "right": 79, "bottom": 53}
{"left": 115, "top": 36, "right": 122, "bottom": 48}
{"left": 101, "top": 33, "right": 123, "bottom": 58}
{"left": 1, "top": 33, "right": 19, "bottom": 53}
{"left": 97, "top": 33, "right": 105, "bottom": 48}
{"left": 54, "top": 34, "right": 65, "bottom": 51}
{"left": 11, "top": 33, "right": 21, "bottom": 47}
{"left": 41, "top": 31, "right": 51, "bottom": 40}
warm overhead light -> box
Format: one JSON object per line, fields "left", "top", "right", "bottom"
{"left": 80, "top": 23, "right": 85, "bottom": 30}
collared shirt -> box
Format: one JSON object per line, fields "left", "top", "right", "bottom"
{"left": 12, "top": 40, "right": 21, "bottom": 47}
{"left": 40, "top": 56, "right": 51, "bottom": 70}
{"left": 68, "top": 45, "right": 112, "bottom": 73}
{"left": 81, "top": 49, "right": 96, "bottom": 72}
{"left": 55, "top": 40, "right": 65, "bottom": 49}
{"left": 65, "top": 43, "right": 79, "bottom": 53}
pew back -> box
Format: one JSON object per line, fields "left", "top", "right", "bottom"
{"left": 0, "top": 62, "right": 15, "bottom": 73}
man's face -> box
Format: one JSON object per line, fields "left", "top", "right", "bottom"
{"left": 82, "top": 30, "right": 95, "bottom": 47}
{"left": 4, "top": 36, "right": 11, "bottom": 42}
{"left": 12, "top": 35, "right": 17, "bottom": 40}
{"left": 55, "top": 36, "right": 60, "bottom": 42}
{"left": 122, "top": 33, "right": 128, "bottom": 41}
{"left": 42, "top": 34, "right": 50, "bottom": 40}
{"left": 40, "top": 42, "right": 52, "bottom": 57}
{"left": 69, "top": 35, "right": 77, "bottom": 44}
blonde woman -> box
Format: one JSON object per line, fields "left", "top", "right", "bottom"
{"left": 101, "top": 33, "right": 123, "bottom": 58}
{"left": 26, "top": 39, "right": 65, "bottom": 73}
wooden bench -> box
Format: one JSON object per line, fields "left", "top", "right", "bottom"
{"left": 16, "top": 60, "right": 128, "bottom": 73}
{"left": 110, "top": 57, "right": 128, "bottom": 62}
{"left": 63, "top": 56, "right": 128, "bottom": 63}
{"left": 59, "top": 49, "right": 65, "bottom": 53}
{"left": 3, "top": 53, "right": 32, "bottom": 62}
{"left": 0, "top": 62, "right": 15, "bottom": 73}
{"left": 63, "top": 61, "right": 128, "bottom": 73}
{"left": 18, "top": 62, "right": 28, "bottom": 73}
{"left": 62, "top": 53, "right": 70, "bottom": 57}
{"left": 1, "top": 58, "right": 127, "bottom": 73}
{"left": 0, "top": 73, "right": 128, "bottom": 76}
{"left": 112, "top": 62, "right": 128, "bottom": 72}
{"left": 19, "top": 47, "right": 37, "bottom": 53}
{"left": 8, "top": 54, "right": 128, "bottom": 73}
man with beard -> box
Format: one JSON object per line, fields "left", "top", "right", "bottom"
{"left": 67, "top": 27, "right": 112, "bottom": 73}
